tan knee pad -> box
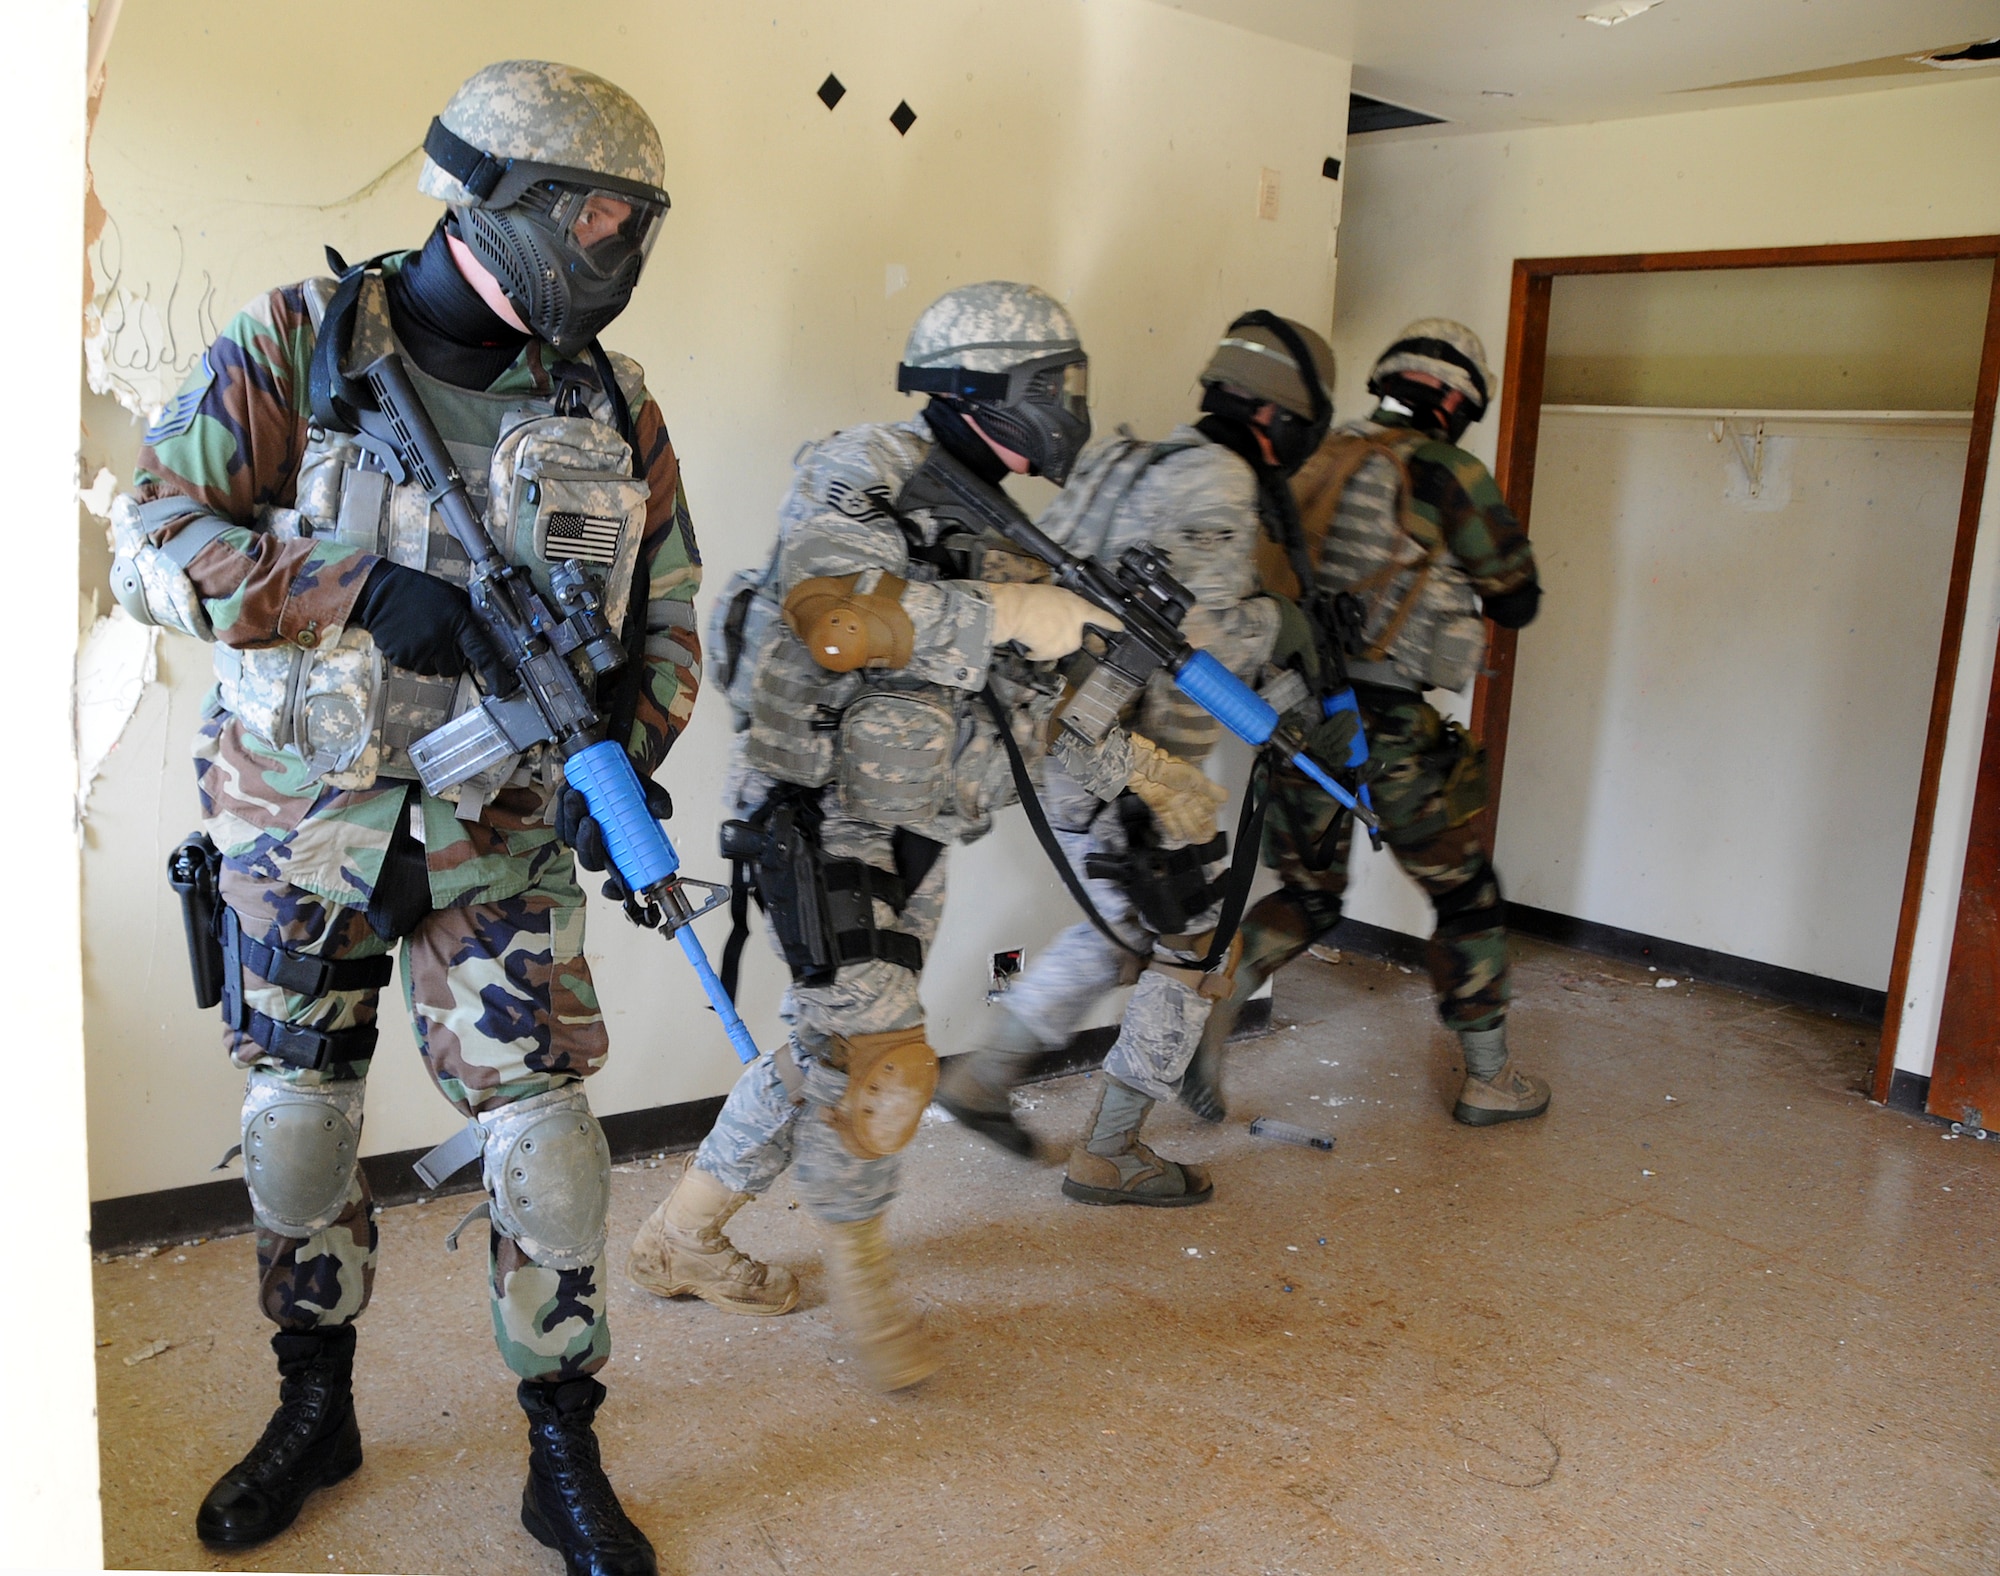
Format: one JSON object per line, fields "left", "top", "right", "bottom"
{"left": 828, "top": 1026, "right": 939, "bottom": 1159}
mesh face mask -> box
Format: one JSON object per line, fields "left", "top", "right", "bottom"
{"left": 426, "top": 117, "right": 670, "bottom": 355}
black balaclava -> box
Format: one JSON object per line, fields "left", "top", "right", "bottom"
{"left": 922, "top": 398, "right": 1012, "bottom": 487}
{"left": 385, "top": 219, "right": 531, "bottom": 389}
{"left": 1196, "top": 408, "right": 1310, "bottom": 565}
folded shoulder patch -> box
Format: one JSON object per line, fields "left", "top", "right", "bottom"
{"left": 143, "top": 351, "right": 214, "bottom": 446}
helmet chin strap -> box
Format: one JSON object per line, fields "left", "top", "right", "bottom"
{"left": 445, "top": 229, "right": 530, "bottom": 334}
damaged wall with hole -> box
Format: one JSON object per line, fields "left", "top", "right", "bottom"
{"left": 78, "top": 0, "right": 1352, "bottom": 1200}
{"left": 1332, "top": 71, "right": 2000, "bottom": 1075}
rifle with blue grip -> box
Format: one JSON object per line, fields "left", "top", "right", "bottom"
{"left": 913, "top": 450, "right": 1377, "bottom": 829}
{"left": 353, "top": 351, "right": 759, "bottom": 1066}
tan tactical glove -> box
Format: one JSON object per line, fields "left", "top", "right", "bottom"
{"left": 982, "top": 582, "right": 1121, "bottom": 662}
{"left": 1126, "top": 733, "right": 1230, "bottom": 844}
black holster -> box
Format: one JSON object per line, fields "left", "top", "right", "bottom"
{"left": 719, "top": 788, "right": 935, "bottom": 994}
{"left": 1084, "top": 793, "right": 1227, "bottom": 938}
{"left": 167, "top": 832, "right": 225, "bottom": 1010}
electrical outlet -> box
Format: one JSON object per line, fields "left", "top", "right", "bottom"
{"left": 1257, "top": 167, "right": 1280, "bottom": 221}
{"left": 990, "top": 948, "right": 1024, "bottom": 988}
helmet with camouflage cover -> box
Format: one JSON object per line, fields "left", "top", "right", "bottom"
{"left": 1198, "top": 311, "right": 1336, "bottom": 476}
{"left": 1368, "top": 318, "right": 1495, "bottom": 439}
{"left": 896, "top": 281, "right": 1092, "bottom": 484}
{"left": 417, "top": 60, "right": 670, "bottom": 356}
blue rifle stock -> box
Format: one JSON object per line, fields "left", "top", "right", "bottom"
{"left": 355, "top": 352, "right": 758, "bottom": 1065}
{"left": 914, "top": 450, "right": 1378, "bottom": 829}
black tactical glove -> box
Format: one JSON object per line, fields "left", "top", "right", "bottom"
{"left": 557, "top": 776, "right": 674, "bottom": 902}
{"left": 351, "top": 560, "right": 510, "bottom": 691}
{"left": 1481, "top": 580, "right": 1541, "bottom": 631}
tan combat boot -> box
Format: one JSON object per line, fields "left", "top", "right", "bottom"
{"left": 627, "top": 1161, "right": 799, "bottom": 1315}
{"left": 819, "top": 1214, "right": 937, "bottom": 1391}
{"left": 1061, "top": 1076, "right": 1213, "bottom": 1207}
{"left": 1453, "top": 1027, "right": 1551, "bottom": 1126}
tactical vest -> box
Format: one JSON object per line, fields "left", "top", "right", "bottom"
{"left": 1270, "top": 423, "right": 1485, "bottom": 694}
{"left": 712, "top": 434, "right": 1061, "bottom": 844}
{"left": 215, "top": 271, "right": 651, "bottom": 800}
{"left": 1040, "top": 433, "right": 1225, "bottom": 761}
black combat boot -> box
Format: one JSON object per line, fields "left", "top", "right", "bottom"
{"left": 195, "top": 1325, "right": 363, "bottom": 1548}
{"left": 518, "top": 1377, "right": 659, "bottom": 1576}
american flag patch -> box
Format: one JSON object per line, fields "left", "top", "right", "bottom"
{"left": 542, "top": 511, "right": 622, "bottom": 564}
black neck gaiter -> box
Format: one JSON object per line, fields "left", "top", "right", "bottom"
{"left": 385, "top": 220, "right": 531, "bottom": 390}
{"left": 1197, "top": 412, "right": 1307, "bottom": 556}
{"left": 922, "top": 399, "right": 1012, "bottom": 487}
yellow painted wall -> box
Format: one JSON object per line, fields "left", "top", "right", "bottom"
{"left": 1333, "top": 74, "right": 2000, "bottom": 1077}
{"left": 80, "top": 0, "right": 1352, "bottom": 1200}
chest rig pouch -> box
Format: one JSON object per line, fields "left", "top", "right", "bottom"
{"left": 217, "top": 265, "right": 649, "bottom": 797}
{"left": 1284, "top": 427, "right": 1484, "bottom": 694}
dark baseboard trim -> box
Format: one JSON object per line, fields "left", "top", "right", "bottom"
{"left": 94, "top": 906, "right": 1890, "bottom": 1255}
{"left": 1504, "top": 903, "right": 1887, "bottom": 1026}
{"left": 90, "top": 1095, "right": 728, "bottom": 1259}
{"left": 1884, "top": 1068, "right": 1933, "bottom": 1118}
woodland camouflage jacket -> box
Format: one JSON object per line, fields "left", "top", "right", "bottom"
{"left": 132, "top": 263, "right": 702, "bottom": 910}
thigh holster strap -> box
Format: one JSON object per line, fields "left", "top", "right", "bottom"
{"left": 220, "top": 906, "right": 391, "bottom": 1072}
{"left": 823, "top": 859, "right": 925, "bottom": 974}
{"left": 221, "top": 907, "right": 394, "bottom": 997}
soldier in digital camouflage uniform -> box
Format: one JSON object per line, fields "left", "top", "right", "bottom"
{"left": 936, "top": 313, "right": 1354, "bottom": 1207}
{"left": 625, "top": 283, "right": 1221, "bottom": 1386}
{"left": 1184, "top": 319, "right": 1549, "bottom": 1129}
{"left": 110, "top": 62, "right": 692, "bottom": 1576}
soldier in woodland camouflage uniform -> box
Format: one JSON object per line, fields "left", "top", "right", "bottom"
{"left": 937, "top": 313, "right": 1351, "bottom": 1207}
{"left": 1185, "top": 319, "right": 1550, "bottom": 1129}
{"left": 626, "top": 283, "right": 1220, "bottom": 1386}
{"left": 111, "top": 63, "right": 691, "bottom": 1576}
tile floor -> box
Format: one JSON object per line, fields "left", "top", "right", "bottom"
{"left": 93, "top": 938, "right": 2000, "bottom": 1574}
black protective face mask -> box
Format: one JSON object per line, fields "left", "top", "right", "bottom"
{"left": 457, "top": 184, "right": 664, "bottom": 356}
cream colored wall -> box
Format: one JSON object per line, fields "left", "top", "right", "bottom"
{"left": 80, "top": 0, "right": 1351, "bottom": 1201}
{"left": 1545, "top": 261, "right": 1993, "bottom": 410}
{"left": 1332, "top": 75, "right": 2000, "bottom": 1076}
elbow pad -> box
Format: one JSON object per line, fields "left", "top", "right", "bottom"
{"left": 783, "top": 572, "right": 916, "bottom": 672}
{"left": 107, "top": 494, "right": 234, "bottom": 640}
{"left": 1482, "top": 581, "right": 1541, "bottom": 631}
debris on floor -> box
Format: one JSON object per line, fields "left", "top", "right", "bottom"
{"left": 1248, "top": 1117, "right": 1336, "bottom": 1151}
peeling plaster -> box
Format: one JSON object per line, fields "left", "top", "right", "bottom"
{"left": 74, "top": 608, "right": 156, "bottom": 827}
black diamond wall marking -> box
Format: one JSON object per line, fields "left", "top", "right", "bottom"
{"left": 818, "top": 74, "right": 846, "bottom": 110}
{"left": 1322, "top": 156, "right": 1342, "bottom": 180}
{"left": 889, "top": 100, "right": 917, "bottom": 136}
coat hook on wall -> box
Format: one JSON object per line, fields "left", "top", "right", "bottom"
{"left": 1710, "top": 417, "right": 1765, "bottom": 497}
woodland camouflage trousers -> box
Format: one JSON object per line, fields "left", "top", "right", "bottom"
{"left": 218, "top": 859, "right": 612, "bottom": 1384}
{"left": 1236, "top": 687, "right": 1510, "bottom": 1032}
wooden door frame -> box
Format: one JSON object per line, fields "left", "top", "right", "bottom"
{"left": 1468, "top": 237, "right": 2000, "bottom": 1102}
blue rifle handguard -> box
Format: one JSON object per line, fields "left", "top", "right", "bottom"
{"left": 564, "top": 740, "right": 681, "bottom": 894}
{"left": 1172, "top": 650, "right": 1374, "bottom": 823}
{"left": 564, "top": 741, "right": 759, "bottom": 1065}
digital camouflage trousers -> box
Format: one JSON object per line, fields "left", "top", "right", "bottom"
{"left": 1238, "top": 687, "right": 1510, "bottom": 1032}
{"left": 695, "top": 800, "right": 950, "bottom": 1225}
{"left": 219, "top": 857, "right": 612, "bottom": 1384}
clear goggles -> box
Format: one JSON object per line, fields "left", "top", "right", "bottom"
{"left": 1021, "top": 354, "right": 1090, "bottom": 421}
{"left": 515, "top": 179, "right": 668, "bottom": 279}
